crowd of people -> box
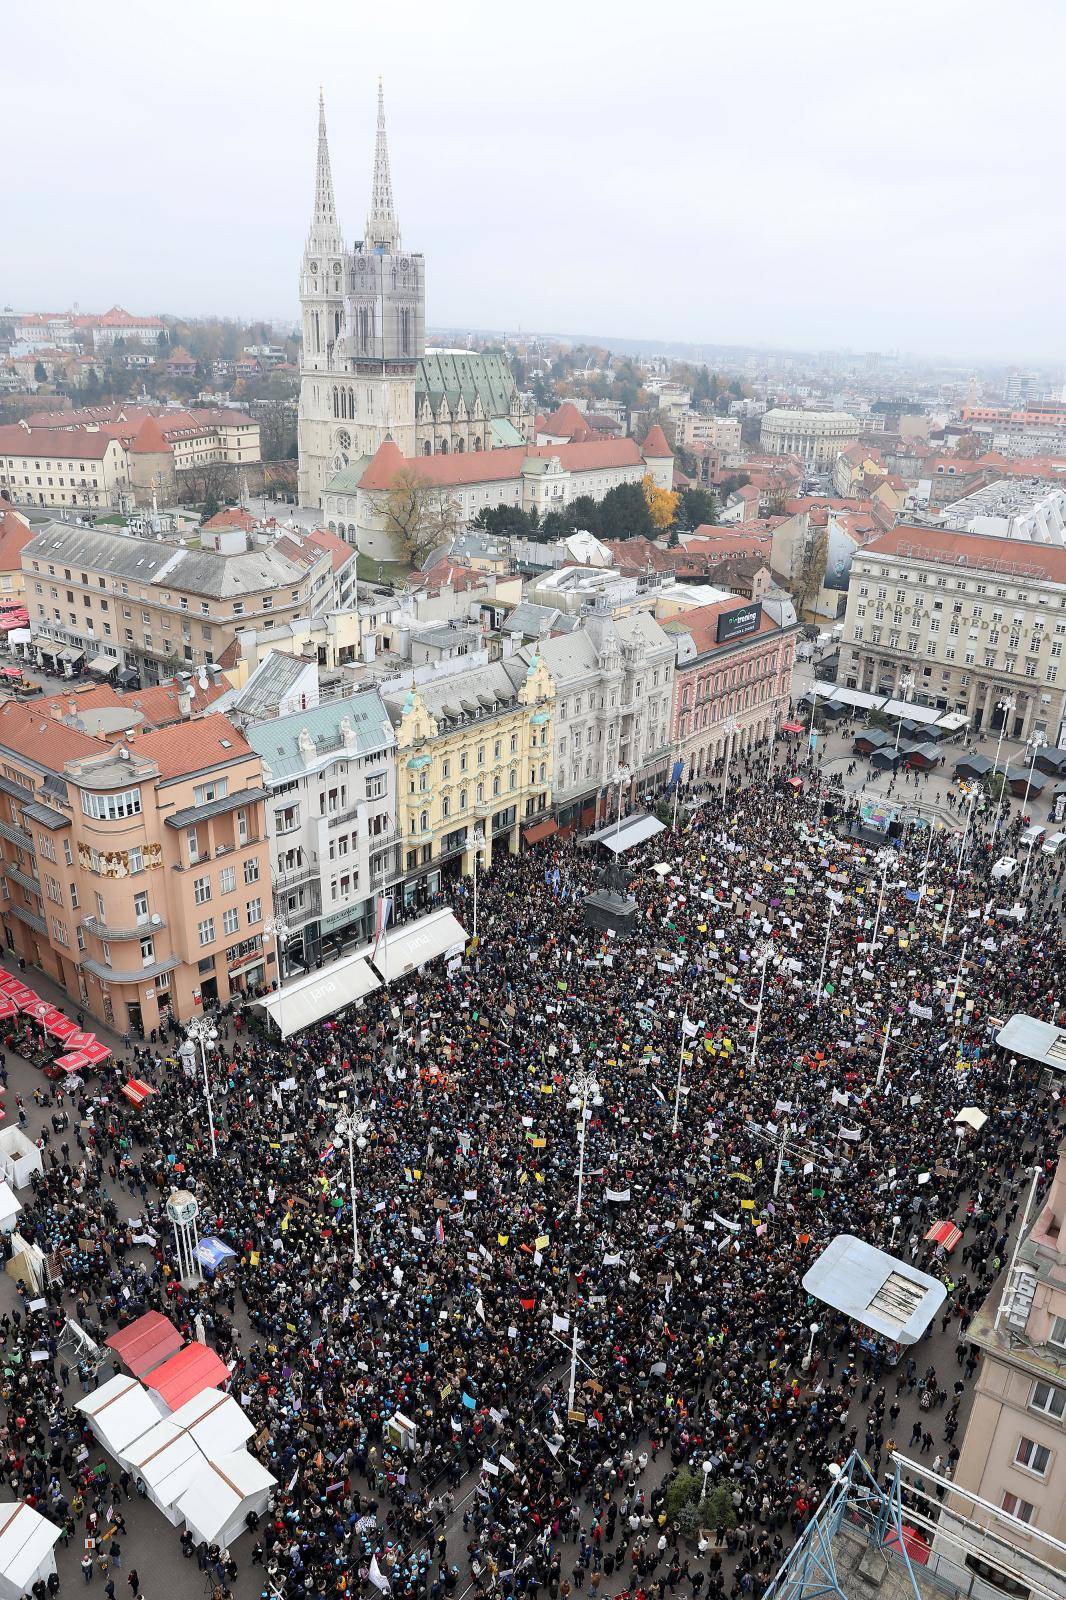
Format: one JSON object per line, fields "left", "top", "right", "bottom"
{"left": 0, "top": 732, "right": 1062, "bottom": 1600}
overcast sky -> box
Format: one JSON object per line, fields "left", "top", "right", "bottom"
{"left": 7, "top": 0, "right": 1064, "bottom": 362}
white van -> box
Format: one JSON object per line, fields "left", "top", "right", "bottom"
{"left": 1042, "top": 831, "right": 1066, "bottom": 857}
{"left": 991, "top": 856, "right": 1018, "bottom": 881}
{"left": 1020, "top": 823, "right": 1046, "bottom": 849}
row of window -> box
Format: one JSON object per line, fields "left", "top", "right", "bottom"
{"left": 198, "top": 900, "right": 262, "bottom": 944}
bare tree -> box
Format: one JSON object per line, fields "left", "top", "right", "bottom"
{"left": 791, "top": 524, "right": 829, "bottom": 618}
{"left": 380, "top": 469, "right": 462, "bottom": 567}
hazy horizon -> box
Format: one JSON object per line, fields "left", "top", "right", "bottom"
{"left": 7, "top": 0, "right": 1065, "bottom": 365}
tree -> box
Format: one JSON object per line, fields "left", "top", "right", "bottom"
{"left": 33, "top": 360, "right": 47, "bottom": 384}
{"left": 568, "top": 495, "right": 602, "bottom": 537}
{"left": 679, "top": 487, "right": 717, "bottom": 530}
{"left": 381, "top": 469, "right": 462, "bottom": 566}
{"left": 643, "top": 474, "right": 679, "bottom": 531}
{"left": 791, "top": 524, "right": 829, "bottom": 618}
{"left": 473, "top": 504, "right": 537, "bottom": 538}
{"left": 258, "top": 400, "right": 294, "bottom": 462}
{"left": 599, "top": 482, "right": 654, "bottom": 540}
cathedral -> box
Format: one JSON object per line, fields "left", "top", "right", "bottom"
{"left": 297, "top": 85, "right": 533, "bottom": 509}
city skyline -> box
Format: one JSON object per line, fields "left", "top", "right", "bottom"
{"left": 6, "top": 0, "right": 1065, "bottom": 363}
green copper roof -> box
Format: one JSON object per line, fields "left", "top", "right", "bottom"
{"left": 416, "top": 351, "right": 515, "bottom": 420}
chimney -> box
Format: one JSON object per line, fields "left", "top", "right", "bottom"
{"left": 49, "top": 702, "right": 63, "bottom": 721}
{"left": 177, "top": 691, "right": 192, "bottom": 718}
{"left": 68, "top": 698, "right": 77, "bottom": 716}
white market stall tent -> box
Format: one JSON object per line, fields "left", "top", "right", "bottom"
{"left": 0, "top": 1183, "right": 21, "bottom": 1236}
{"left": 0, "top": 1128, "right": 43, "bottom": 1190}
{"left": 126, "top": 1421, "right": 206, "bottom": 1524}
{"left": 76, "top": 1375, "right": 165, "bottom": 1463}
{"left": 177, "top": 1450, "right": 276, "bottom": 1548}
{"left": 169, "top": 1388, "right": 255, "bottom": 1456}
{"left": 0, "top": 1500, "right": 61, "bottom": 1600}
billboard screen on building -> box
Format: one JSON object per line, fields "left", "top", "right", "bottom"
{"left": 716, "top": 603, "right": 762, "bottom": 644}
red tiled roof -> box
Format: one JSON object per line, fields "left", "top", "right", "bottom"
{"left": 34, "top": 678, "right": 227, "bottom": 734}
{"left": 862, "top": 524, "right": 1066, "bottom": 584}
{"left": 358, "top": 437, "right": 646, "bottom": 492}
{"left": 129, "top": 416, "right": 171, "bottom": 455}
{"left": 201, "top": 507, "right": 258, "bottom": 533}
{"left": 0, "top": 425, "right": 116, "bottom": 459}
{"left": 539, "top": 401, "right": 596, "bottom": 441}
{"left": 0, "top": 700, "right": 102, "bottom": 767}
{"left": 0, "top": 507, "right": 33, "bottom": 573}
{"left": 306, "top": 526, "right": 356, "bottom": 574}
{"left": 666, "top": 598, "right": 780, "bottom": 654}
{"left": 132, "top": 712, "right": 255, "bottom": 782}
{"left": 641, "top": 423, "right": 672, "bottom": 458}
{"left": 408, "top": 559, "right": 483, "bottom": 593}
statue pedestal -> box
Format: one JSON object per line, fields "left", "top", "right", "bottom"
{"left": 582, "top": 889, "right": 639, "bottom": 938}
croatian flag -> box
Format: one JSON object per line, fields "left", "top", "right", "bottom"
{"left": 372, "top": 893, "right": 393, "bottom": 961}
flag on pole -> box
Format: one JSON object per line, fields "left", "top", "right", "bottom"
{"left": 435, "top": 1214, "right": 445, "bottom": 1246}
{"left": 681, "top": 1016, "right": 700, "bottom": 1039}
{"left": 372, "top": 893, "right": 393, "bottom": 961}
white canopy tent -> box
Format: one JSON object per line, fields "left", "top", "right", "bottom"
{"left": 996, "top": 1013, "right": 1066, "bottom": 1071}
{"left": 76, "top": 1375, "right": 164, "bottom": 1461}
{"left": 256, "top": 953, "right": 381, "bottom": 1039}
{"left": 0, "top": 1501, "right": 61, "bottom": 1600}
{"left": 369, "top": 908, "right": 468, "bottom": 983}
{"left": 126, "top": 1421, "right": 206, "bottom": 1524}
{"left": 803, "top": 1234, "right": 946, "bottom": 1350}
{"left": 177, "top": 1450, "right": 276, "bottom": 1548}
{"left": 170, "top": 1389, "right": 255, "bottom": 1456}
{"left": 590, "top": 814, "right": 666, "bottom": 856}
{"left": 0, "top": 1182, "right": 21, "bottom": 1235}
{"left": 0, "top": 1128, "right": 42, "bottom": 1190}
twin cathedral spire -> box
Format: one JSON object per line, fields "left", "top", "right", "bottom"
{"left": 308, "top": 78, "right": 400, "bottom": 257}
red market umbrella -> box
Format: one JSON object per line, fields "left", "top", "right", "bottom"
{"left": 0, "top": 973, "right": 25, "bottom": 995}
{"left": 79, "top": 1039, "right": 112, "bottom": 1066}
{"left": 65, "top": 1029, "right": 96, "bottom": 1051}
{"left": 925, "top": 1220, "right": 962, "bottom": 1253}
{"left": 122, "top": 1078, "right": 156, "bottom": 1108}
{"left": 45, "top": 1014, "right": 79, "bottom": 1041}
{"left": 34, "top": 1005, "right": 65, "bottom": 1030}
{"left": 14, "top": 991, "right": 42, "bottom": 1013}
{"left": 54, "top": 1051, "right": 91, "bottom": 1073}
{"left": 781, "top": 721, "right": 806, "bottom": 734}
{"left": 0, "top": 998, "right": 17, "bottom": 1023}
{"left": 788, "top": 777, "right": 804, "bottom": 790}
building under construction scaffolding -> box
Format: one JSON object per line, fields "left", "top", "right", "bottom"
{"left": 763, "top": 1451, "right": 1066, "bottom": 1600}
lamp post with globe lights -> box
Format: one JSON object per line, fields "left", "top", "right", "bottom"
{"left": 610, "top": 764, "right": 631, "bottom": 842}
{"left": 990, "top": 696, "right": 1017, "bottom": 836}
{"left": 892, "top": 672, "right": 915, "bottom": 754}
{"left": 868, "top": 847, "right": 897, "bottom": 957}
{"left": 264, "top": 914, "right": 292, "bottom": 1036}
{"left": 183, "top": 1016, "right": 219, "bottom": 1159}
{"left": 470, "top": 826, "right": 485, "bottom": 940}
{"left": 569, "top": 1070, "right": 601, "bottom": 1222}
{"left": 334, "top": 1108, "right": 371, "bottom": 1279}
{"left": 749, "top": 939, "right": 776, "bottom": 1072}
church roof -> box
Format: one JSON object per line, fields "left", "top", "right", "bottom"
{"left": 642, "top": 423, "right": 672, "bottom": 458}
{"left": 417, "top": 351, "right": 514, "bottom": 421}
{"left": 357, "top": 437, "right": 647, "bottom": 493}
{"left": 323, "top": 455, "right": 373, "bottom": 495}
{"left": 359, "top": 439, "right": 409, "bottom": 490}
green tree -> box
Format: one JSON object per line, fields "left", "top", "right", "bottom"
{"left": 33, "top": 360, "right": 47, "bottom": 384}
{"left": 473, "top": 504, "right": 537, "bottom": 537}
{"left": 679, "top": 487, "right": 717, "bottom": 529}
{"left": 568, "top": 495, "right": 602, "bottom": 536}
{"left": 598, "top": 482, "right": 653, "bottom": 540}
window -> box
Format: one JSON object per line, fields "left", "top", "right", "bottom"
{"left": 63, "top": 839, "right": 73, "bottom": 867}
{"left": 128, "top": 845, "right": 143, "bottom": 873}
{"left": 194, "top": 778, "right": 228, "bottom": 805}
{"left": 197, "top": 917, "right": 215, "bottom": 946}
{"left": 244, "top": 857, "right": 260, "bottom": 884}
{"left": 134, "top": 891, "right": 149, "bottom": 921}
{"left": 366, "top": 774, "right": 386, "bottom": 801}
{"left": 140, "top": 935, "right": 155, "bottom": 965}
{"left": 222, "top": 906, "right": 240, "bottom": 935}
{"left": 81, "top": 787, "right": 141, "bottom": 820}
{"left": 1001, "top": 1492, "right": 1035, "bottom": 1526}
{"left": 1049, "top": 1315, "right": 1066, "bottom": 1351}
{"left": 246, "top": 897, "right": 262, "bottom": 923}
{"left": 186, "top": 828, "right": 201, "bottom": 864}
{"left": 219, "top": 866, "right": 236, "bottom": 894}
{"left": 193, "top": 875, "right": 211, "bottom": 905}
{"left": 274, "top": 805, "right": 299, "bottom": 834}
{"left": 1030, "top": 1381, "right": 1066, "bottom": 1419}
{"left": 1015, "top": 1437, "right": 1051, "bottom": 1476}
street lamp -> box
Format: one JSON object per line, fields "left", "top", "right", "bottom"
{"left": 722, "top": 717, "right": 740, "bottom": 795}
{"left": 184, "top": 1016, "right": 219, "bottom": 1160}
{"left": 868, "top": 847, "right": 896, "bottom": 956}
{"left": 815, "top": 892, "right": 838, "bottom": 1009}
{"left": 893, "top": 672, "right": 915, "bottom": 754}
{"left": 1021, "top": 731, "right": 1047, "bottom": 817}
{"left": 672, "top": 1011, "right": 700, "bottom": 1136}
{"left": 334, "top": 1108, "right": 371, "bottom": 1278}
{"left": 990, "top": 696, "right": 1017, "bottom": 837}
{"left": 264, "top": 915, "right": 292, "bottom": 1037}
{"left": 470, "top": 826, "right": 485, "bottom": 940}
{"left": 749, "top": 939, "right": 775, "bottom": 1070}
{"left": 610, "top": 765, "right": 631, "bottom": 841}
{"left": 569, "top": 1070, "right": 601, "bottom": 1221}
{"left": 802, "top": 1321, "right": 821, "bottom": 1371}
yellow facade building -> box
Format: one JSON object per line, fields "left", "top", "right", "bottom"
{"left": 384, "top": 655, "right": 554, "bottom": 908}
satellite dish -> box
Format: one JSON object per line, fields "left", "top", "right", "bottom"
{"left": 150, "top": 913, "right": 161, "bottom": 926}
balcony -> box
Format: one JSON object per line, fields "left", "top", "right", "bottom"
{"left": 0, "top": 819, "right": 33, "bottom": 851}
{"left": 81, "top": 913, "right": 166, "bottom": 942}
{"left": 79, "top": 954, "right": 181, "bottom": 984}
{"left": 9, "top": 903, "right": 46, "bottom": 936}
{"left": 324, "top": 804, "right": 363, "bottom": 830}
{"left": 3, "top": 863, "right": 41, "bottom": 898}
{"left": 275, "top": 863, "right": 318, "bottom": 894}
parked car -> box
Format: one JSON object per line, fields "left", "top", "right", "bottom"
{"left": 1041, "top": 832, "right": 1066, "bottom": 857}
{"left": 1020, "top": 823, "right": 1047, "bottom": 849}
{"left": 991, "top": 856, "right": 1018, "bottom": 881}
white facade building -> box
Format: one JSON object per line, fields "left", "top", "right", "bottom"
{"left": 245, "top": 690, "right": 399, "bottom": 969}
{"left": 760, "top": 408, "right": 860, "bottom": 467}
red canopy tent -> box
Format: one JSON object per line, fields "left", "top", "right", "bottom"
{"left": 45, "top": 1015, "right": 79, "bottom": 1041}
{"left": 54, "top": 1052, "right": 91, "bottom": 1073}
{"left": 14, "top": 992, "right": 42, "bottom": 1013}
{"left": 106, "top": 1311, "right": 183, "bottom": 1378}
{"left": 79, "top": 1040, "right": 112, "bottom": 1066}
{"left": 788, "top": 777, "right": 804, "bottom": 790}
{"left": 781, "top": 721, "right": 806, "bottom": 734}
{"left": 925, "top": 1220, "right": 962, "bottom": 1253}
{"left": 32, "top": 1005, "right": 65, "bottom": 1030}
{"left": 0, "top": 974, "right": 27, "bottom": 996}
{"left": 65, "top": 1030, "right": 96, "bottom": 1051}
{"left": 0, "top": 998, "right": 17, "bottom": 1023}
{"left": 145, "top": 1342, "right": 230, "bottom": 1411}
{"left": 121, "top": 1079, "right": 156, "bottom": 1108}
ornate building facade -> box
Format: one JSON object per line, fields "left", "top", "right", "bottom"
{"left": 297, "top": 85, "right": 532, "bottom": 509}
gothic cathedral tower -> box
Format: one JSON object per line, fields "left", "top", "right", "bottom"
{"left": 297, "top": 83, "right": 425, "bottom": 510}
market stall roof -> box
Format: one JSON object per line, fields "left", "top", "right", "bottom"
{"left": 121, "top": 1078, "right": 156, "bottom": 1108}
{"left": 175, "top": 1450, "right": 276, "bottom": 1545}
{"left": 76, "top": 1374, "right": 163, "bottom": 1453}
{"left": 54, "top": 1052, "right": 90, "bottom": 1073}
{"left": 590, "top": 813, "right": 666, "bottom": 856}
{"left": 925, "top": 1221, "right": 962, "bottom": 1253}
{"left": 370, "top": 907, "right": 468, "bottom": 982}
{"left": 125, "top": 1420, "right": 204, "bottom": 1507}
{"left": 995, "top": 1013, "right": 1066, "bottom": 1072}
{"left": 954, "top": 1107, "right": 988, "bottom": 1132}
{"left": 0, "top": 1001, "right": 15, "bottom": 1024}
{"left": 802, "top": 1234, "right": 946, "bottom": 1346}
{"left": 954, "top": 754, "right": 993, "bottom": 778}
{"left": 169, "top": 1389, "right": 255, "bottom": 1456}
{"left": 881, "top": 697, "right": 941, "bottom": 725}
{"left": 106, "top": 1311, "right": 183, "bottom": 1378}
{"left": 0, "top": 1500, "right": 61, "bottom": 1599}
{"left": 195, "top": 1237, "right": 237, "bottom": 1275}
{"left": 145, "top": 1341, "right": 230, "bottom": 1411}
{"left": 256, "top": 952, "right": 381, "bottom": 1039}
{"left": 44, "top": 1013, "right": 78, "bottom": 1040}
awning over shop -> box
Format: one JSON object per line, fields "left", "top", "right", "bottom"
{"left": 256, "top": 953, "right": 381, "bottom": 1039}
{"left": 925, "top": 1221, "right": 962, "bottom": 1253}
{"left": 87, "top": 654, "right": 117, "bottom": 676}
{"left": 995, "top": 1013, "right": 1066, "bottom": 1071}
{"left": 370, "top": 908, "right": 469, "bottom": 983}
{"left": 590, "top": 813, "right": 666, "bottom": 856}
{"left": 802, "top": 1234, "right": 946, "bottom": 1346}
{"left": 106, "top": 1311, "right": 183, "bottom": 1378}
{"left": 522, "top": 818, "right": 558, "bottom": 846}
